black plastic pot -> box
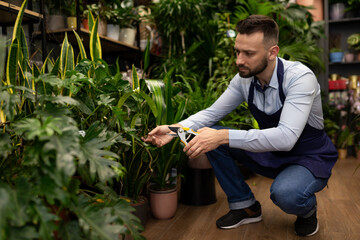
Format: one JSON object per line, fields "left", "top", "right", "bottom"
{"left": 180, "top": 167, "right": 217, "bottom": 206}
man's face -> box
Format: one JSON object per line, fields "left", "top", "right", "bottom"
{"left": 234, "top": 32, "right": 269, "bottom": 78}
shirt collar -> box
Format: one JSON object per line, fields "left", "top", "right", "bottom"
{"left": 253, "top": 57, "right": 279, "bottom": 92}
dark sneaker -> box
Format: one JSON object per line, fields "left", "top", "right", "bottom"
{"left": 216, "top": 201, "right": 262, "bottom": 229}
{"left": 295, "top": 210, "right": 319, "bottom": 236}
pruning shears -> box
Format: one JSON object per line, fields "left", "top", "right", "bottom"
{"left": 168, "top": 126, "right": 198, "bottom": 146}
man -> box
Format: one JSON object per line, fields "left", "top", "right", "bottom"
{"left": 142, "top": 15, "right": 338, "bottom": 237}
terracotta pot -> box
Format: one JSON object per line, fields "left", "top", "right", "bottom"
{"left": 344, "top": 53, "right": 355, "bottom": 62}
{"left": 338, "top": 148, "right": 347, "bottom": 159}
{"left": 82, "top": 19, "right": 89, "bottom": 30}
{"left": 149, "top": 186, "right": 177, "bottom": 219}
{"left": 131, "top": 196, "right": 149, "bottom": 228}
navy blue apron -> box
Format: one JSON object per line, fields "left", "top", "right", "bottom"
{"left": 245, "top": 59, "right": 338, "bottom": 178}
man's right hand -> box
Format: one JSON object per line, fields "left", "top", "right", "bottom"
{"left": 142, "top": 124, "right": 183, "bottom": 147}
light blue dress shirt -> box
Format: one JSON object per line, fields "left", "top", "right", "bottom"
{"left": 179, "top": 57, "right": 324, "bottom": 153}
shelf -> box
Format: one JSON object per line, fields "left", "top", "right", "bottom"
{"left": 33, "top": 28, "right": 144, "bottom": 62}
{"left": 329, "top": 61, "right": 360, "bottom": 66}
{"left": 329, "top": 17, "right": 360, "bottom": 24}
{"left": 0, "top": 0, "right": 43, "bottom": 26}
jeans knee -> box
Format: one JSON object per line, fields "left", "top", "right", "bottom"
{"left": 270, "top": 183, "right": 304, "bottom": 214}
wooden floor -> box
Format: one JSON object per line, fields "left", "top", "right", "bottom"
{"left": 143, "top": 156, "right": 360, "bottom": 240}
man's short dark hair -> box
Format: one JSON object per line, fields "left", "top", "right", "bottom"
{"left": 236, "top": 15, "right": 279, "bottom": 46}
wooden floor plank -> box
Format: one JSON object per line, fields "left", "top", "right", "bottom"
{"left": 143, "top": 156, "right": 360, "bottom": 239}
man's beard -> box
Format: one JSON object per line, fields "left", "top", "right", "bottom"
{"left": 238, "top": 56, "right": 268, "bottom": 78}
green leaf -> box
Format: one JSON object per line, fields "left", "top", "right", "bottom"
{"left": 12, "top": 0, "right": 28, "bottom": 43}
{"left": 6, "top": 38, "right": 19, "bottom": 92}
{"left": 90, "top": 18, "right": 102, "bottom": 61}
{"left": 131, "top": 65, "right": 140, "bottom": 92}
{"left": 73, "top": 30, "right": 87, "bottom": 59}
{"left": 0, "top": 36, "right": 6, "bottom": 80}
{"left": 60, "top": 33, "right": 71, "bottom": 79}
{"left": 78, "top": 123, "right": 120, "bottom": 182}
{"left": 143, "top": 37, "right": 151, "bottom": 73}
{"left": 50, "top": 58, "right": 60, "bottom": 76}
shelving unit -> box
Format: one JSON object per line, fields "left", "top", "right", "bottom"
{"left": 0, "top": 1, "right": 43, "bottom": 26}
{"left": 33, "top": 28, "right": 142, "bottom": 62}
{"left": 0, "top": 0, "right": 46, "bottom": 61}
{"left": 324, "top": 1, "right": 360, "bottom": 80}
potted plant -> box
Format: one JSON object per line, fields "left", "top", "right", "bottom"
{"left": 330, "top": 48, "right": 344, "bottom": 62}
{"left": 336, "top": 125, "right": 357, "bottom": 159}
{"left": 117, "top": 0, "right": 140, "bottom": 46}
{"left": 83, "top": 2, "right": 113, "bottom": 36}
{"left": 63, "top": 0, "right": 78, "bottom": 29}
{"left": 329, "top": 0, "right": 347, "bottom": 20}
{"left": 0, "top": 3, "right": 145, "bottom": 238}
{"left": 347, "top": 33, "right": 360, "bottom": 61}
{"left": 144, "top": 70, "right": 187, "bottom": 219}
{"left": 44, "top": 0, "right": 65, "bottom": 31}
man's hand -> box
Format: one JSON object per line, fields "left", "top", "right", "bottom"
{"left": 142, "top": 124, "right": 183, "bottom": 147}
{"left": 183, "top": 127, "right": 229, "bottom": 159}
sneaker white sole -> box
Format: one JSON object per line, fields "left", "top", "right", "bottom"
{"left": 305, "top": 222, "right": 319, "bottom": 237}
{"left": 295, "top": 222, "right": 319, "bottom": 237}
{"left": 218, "top": 215, "right": 263, "bottom": 229}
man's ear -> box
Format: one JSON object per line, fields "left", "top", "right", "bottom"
{"left": 268, "top": 45, "right": 279, "bottom": 60}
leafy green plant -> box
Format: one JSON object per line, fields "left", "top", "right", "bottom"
{"left": 144, "top": 69, "right": 187, "bottom": 190}
{"left": 347, "top": 33, "right": 360, "bottom": 51}
{"left": 0, "top": 1, "right": 147, "bottom": 238}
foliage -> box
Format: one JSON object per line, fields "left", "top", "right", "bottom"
{"left": 145, "top": 70, "right": 187, "bottom": 190}
{"left": 0, "top": 1, "right": 147, "bottom": 238}
{"left": 151, "top": 0, "right": 212, "bottom": 58}
{"left": 347, "top": 33, "right": 360, "bottom": 51}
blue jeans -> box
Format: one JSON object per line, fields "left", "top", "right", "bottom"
{"left": 205, "top": 128, "right": 329, "bottom": 218}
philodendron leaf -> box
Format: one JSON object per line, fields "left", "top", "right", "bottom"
{"left": 78, "top": 123, "right": 120, "bottom": 182}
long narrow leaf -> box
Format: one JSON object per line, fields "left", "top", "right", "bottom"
{"left": 90, "top": 18, "right": 102, "bottom": 61}
{"left": 131, "top": 65, "right": 139, "bottom": 92}
{"left": 73, "top": 30, "right": 87, "bottom": 59}
{"left": 6, "top": 39, "right": 19, "bottom": 93}
{"left": 60, "top": 33, "right": 70, "bottom": 79}
{"left": 12, "top": 0, "right": 28, "bottom": 42}
{"left": 139, "top": 92, "right": 158, "bottom": 118}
